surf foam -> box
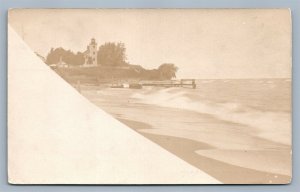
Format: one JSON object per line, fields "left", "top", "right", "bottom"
{"left": 131, "top": 87, "right": 291, "bottom": 145}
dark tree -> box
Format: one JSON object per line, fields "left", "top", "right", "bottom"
{"left": 97, "top": 42, "right": 127, "bottom": 66}
{"left": 45, "top": 48, "right": 84, "bottom": 66}
{"left": 157, "top": 63, "right": 178, "bottom": 80}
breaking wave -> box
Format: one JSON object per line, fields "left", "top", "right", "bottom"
{"left": 131, "top": 87, "right": 291, "bottom": 145}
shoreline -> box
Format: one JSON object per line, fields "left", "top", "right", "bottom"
{"left": 80, "top": 86, "right": 291, "bottom": 184}
{"left": 117, "top": 118, "right": 291, "bottom": 184}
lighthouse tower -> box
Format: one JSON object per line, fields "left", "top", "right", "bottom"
{"left": 83, "top": 38, "right": 97, "bottom": 67}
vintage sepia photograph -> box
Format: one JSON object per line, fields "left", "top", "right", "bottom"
{"left": 8, "top": 9, "right": 291, "bottom": 184}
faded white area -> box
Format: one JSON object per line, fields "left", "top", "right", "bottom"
{"left": 7, "top": 26, "right": 220, "bottom": 184}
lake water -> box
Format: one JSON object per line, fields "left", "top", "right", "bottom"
{"left": 131, "top": 78, "right": 291, "bottom": 145}
{"left": 81, "top": 78, "right": 292, "bottom": 183}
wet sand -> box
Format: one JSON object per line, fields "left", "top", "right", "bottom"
{"left": 118, "top": 118, "right": 291, "bottom": 184}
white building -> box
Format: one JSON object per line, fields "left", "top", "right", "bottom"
{"left": 82, "top": 38, "right": 98, "bottom": 67}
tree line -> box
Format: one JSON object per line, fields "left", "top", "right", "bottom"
{"left": 45, "top": 42, "right": 178, "bottom": 80}
{"left": 45, "top": 42, "right": 128, "bottom": 67}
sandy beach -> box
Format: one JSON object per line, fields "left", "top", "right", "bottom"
{"left": 80, "top": 81, "right": 291, "bottom": 184}
{"left": 9, "top": 8, "right": 292, "bottom": 184}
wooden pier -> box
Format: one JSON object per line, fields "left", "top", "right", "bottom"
{"left": 141, "top": 79, "right": 196, "bottom": 89}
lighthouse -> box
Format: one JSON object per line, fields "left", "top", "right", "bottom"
{"left": 83, "top": 38, "right": 98, "bottom": 67}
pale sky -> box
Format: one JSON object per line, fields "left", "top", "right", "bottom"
{"left": 9, "top": 9, "right": 291, "bottom": 79}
